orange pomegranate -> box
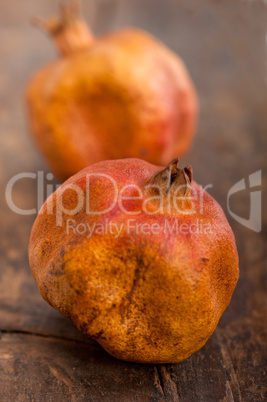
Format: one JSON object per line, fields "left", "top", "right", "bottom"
{"left": 28, "top": 157, "right": 239, "bottom": 363}
{"left": 26, "top": 1, "right": 198, "bottom": 180}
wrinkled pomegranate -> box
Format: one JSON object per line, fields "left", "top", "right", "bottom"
{"left": 26, "top": 1, "right": 198, "bottom": 180}
{"left": 29, "top": 157, "right": 239, "bottom": 363}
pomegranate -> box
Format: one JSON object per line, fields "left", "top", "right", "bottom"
{"left": 26, "top": 0, "right": 198, "bottom": 180}
{"left": 29, "top": 157, "right": 239, "bottom": 363}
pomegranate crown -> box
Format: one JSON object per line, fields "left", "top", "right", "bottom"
{"left": 32, "top": 0, "right": 83, "bottom": 36}
{"left": 148, "top": 158, "right": 193, "bottom": 196}
{"left": 32, "top": 0, "right": 94, "bottom": 56}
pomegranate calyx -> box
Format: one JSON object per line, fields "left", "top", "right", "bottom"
{"left": 32, "top": 0, "right": 94, "bottom": 56}
{"left": 148, "top": 157, "right": 193, "bottom": 196}
{"left": 143, "top": 158, "right": 193, "bottom": 214}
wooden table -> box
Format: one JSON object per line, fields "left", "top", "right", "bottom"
{"left": 0, "top": 0, "right": 266, "bottom": 400}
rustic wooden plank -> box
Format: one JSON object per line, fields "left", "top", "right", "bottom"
{"left": 0, "top": 333, "right": 165, "bottom": 401}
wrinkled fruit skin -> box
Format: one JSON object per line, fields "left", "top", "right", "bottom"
{"left": 27, "top": 28, "right": 198, "bottom": 180}
{"left": 28, "top": 158, "right": 239, "bottom": 363}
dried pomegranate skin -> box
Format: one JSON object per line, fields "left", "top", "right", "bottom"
{"left": 26, "top": 26, "right": 198, "bottom": 180}
{"left": 28, "top": 158, "right": 239, "bottom": 364}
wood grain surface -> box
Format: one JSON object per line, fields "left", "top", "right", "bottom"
{"left": 0, "top": 0, "right": 266, "bottom": 401}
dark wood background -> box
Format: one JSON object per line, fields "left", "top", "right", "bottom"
{"left": 0, "top": 0, "right": 266, "bottom": 400}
